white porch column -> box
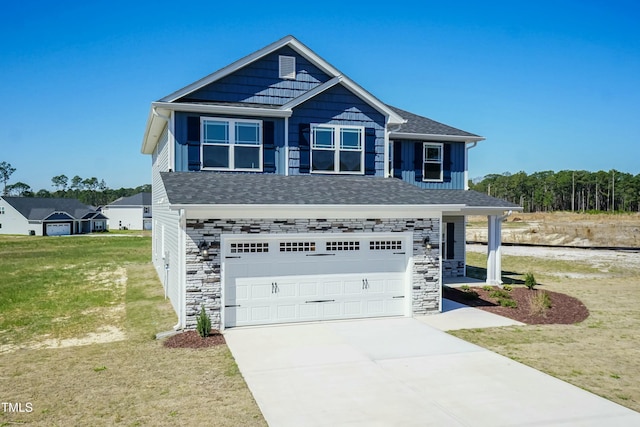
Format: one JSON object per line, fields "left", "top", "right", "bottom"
{"left": 486, "top": 215, "right": 502, "bottom": 285}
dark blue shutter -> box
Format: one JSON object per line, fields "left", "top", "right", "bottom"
{"left": 263, "top": 121, "right": 276, "bottom": 173}
{"left": 364, "top": 128, "right": 376, "bottom": 175}
{"left": 298, "top": 124, "right": 311, "bottom": 174}
{"left": 392, "top": 141, "right": 402, "bottom": 178}
{"left": 443, "top": 143, "right": 451, "bottom": 182}
{"left": 414, "top": 142, "right": 423, "bottom": 182}
{"left": 187, "top": 116, "right": 201, "bottom": 171}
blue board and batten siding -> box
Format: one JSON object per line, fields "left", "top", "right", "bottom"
{"left": 393, "top": 140, "right": 466, "bottom": 190}
{"left": 173, "top": 112, "right": 287, "bottom": 173}
{"left": 180, "top": 47, "right": 330, "bottom": 105}
{"left": 288, "top": 84, "right": 386, "bottom": 176}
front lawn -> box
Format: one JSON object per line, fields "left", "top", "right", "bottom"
{"left": 0, "top": 234, "right": 265, "bottom": 426}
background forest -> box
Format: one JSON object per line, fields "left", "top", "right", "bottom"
{"left": 470, "top": 170, "right": 640, "bottom": 213}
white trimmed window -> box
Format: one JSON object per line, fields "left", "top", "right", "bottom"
{"left": 311, "top": 124, "right": 364, "bottom": 174}
{"left": 201, "top": 118, "right": 262, "bottom": 171}
{"left": 0, "top": 206, "right": 4, "bottom": 214}
{"left": 423, "top": 142, "right": 443, "bottom": 181}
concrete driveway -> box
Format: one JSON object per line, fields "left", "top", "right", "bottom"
{"left": 225, "top": 317, "right": 640, "bottom": 427}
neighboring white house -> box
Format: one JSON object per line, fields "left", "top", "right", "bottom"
{"left": 102, "top": 192, "right": 152, "bottom": 230}
{"left": 0, "top": 197, "right": 107, "bottom": 236}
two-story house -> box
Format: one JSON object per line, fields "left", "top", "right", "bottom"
{"left": 141, "top": 36, "right": 520, "bottom": 330}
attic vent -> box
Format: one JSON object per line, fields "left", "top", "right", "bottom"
{"left": 279, "top": 55, "right": 296, "bottom": 80}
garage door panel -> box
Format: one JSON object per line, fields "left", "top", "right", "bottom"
{"left": 323, "top": 280, "right": 343, "bottom": 297}
{"left": 298, "top": 280, "right": 319, "bottom": 297}
{"left": 275, "top": 304, "right": 297, "bottom": 321}
{"left": 343, "top": 301, "right": 363, "bottom": 316}
{"left": 344, "top": 279, "right": 364, "bottom": 295}
{"left": 224, "top": 233, "right": 411, "bottom": 328}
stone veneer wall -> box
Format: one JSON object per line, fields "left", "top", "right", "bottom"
{"left": 185, "top": 218, "right": 440, "bottom": 330}
{"left": 442, "top": 259, "right": 465, "bottom": 278}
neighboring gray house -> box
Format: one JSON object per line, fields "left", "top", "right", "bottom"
{"left": 0, "top": 197, "right": 107, "bottom": 236}
{"left": 141, "top": 36, "right": 520, "bottom": 330}
{"left": 102, "top": 192, "right": 152, "bottom": 230}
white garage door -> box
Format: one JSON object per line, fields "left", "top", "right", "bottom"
{"left": 223, "top": 233, "right": 411, "bottom": 328}
{"left": 46, "top": 223, "right": 71, "bottom": 236}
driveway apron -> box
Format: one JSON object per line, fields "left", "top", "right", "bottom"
{"left": 224, "top": 317, "right": 640, "bottom": 427}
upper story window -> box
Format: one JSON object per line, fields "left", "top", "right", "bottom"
{"left": 201, "top": 118, "right": 262, "bottom": 171}
{"left": 422, "top": 142, "right": 443, "bottom": 182}
{"left": 311, "top": 125, "right": 364, "bottom": 174}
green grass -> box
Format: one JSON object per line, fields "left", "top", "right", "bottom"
{"left": 0, "top": 234, "right": 266, "bottom": 426}
{"left": 0, "top": 235, "right": 150, "bottom": 346}
{"left": 451, "top": 249, "right": 640, "bottom": 412}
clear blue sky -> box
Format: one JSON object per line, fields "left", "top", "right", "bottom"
{"left": 1, "top": 0, "right": 638, "bottom": 191}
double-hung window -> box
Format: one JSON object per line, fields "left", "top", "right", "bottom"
{"left": 201, "top": 118, "right": 262, "bottom": 171}
{"left": 422, "top": 142, "right": 443, "bottom": 181}
{"left": 311, "top": 124, "right": 364, "bottom": 174}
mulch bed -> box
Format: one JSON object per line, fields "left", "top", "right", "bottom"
{"left": 443, "top": 286, "right": 590, "bottom": 325}
{"left": 163, "top": 330, "right": 226, "bottom": 349}
{"left": 163, "top": 287, "right": 588, "bottom": 348}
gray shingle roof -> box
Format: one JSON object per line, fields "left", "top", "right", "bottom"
{"left": 387, "top": 105, "right": 480, "bottom": 137}
{"left": 160, "top": 172, "right": 518, "bottom": 209}
{"left": 2, "top": 197, "right": 98, "bottom": 220}
{"left": 108, "top": 192, "right": 151, "bottom": 206}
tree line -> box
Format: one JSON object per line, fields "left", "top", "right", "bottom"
{"left": 470, "top": 169, "right": 640, "bottom": 213}
{"left": 0, "top": 161, "right": 150, "bottom": 207}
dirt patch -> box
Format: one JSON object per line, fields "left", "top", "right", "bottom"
{"left": 444, "top": 286, "right": 589, "bottom": 325}
{"left": 163, "top": 330, "right": 226, "bottom": 348}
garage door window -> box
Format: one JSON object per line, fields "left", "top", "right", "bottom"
{"left": 279, "top": 242, "right": 316, "bottom": 252}
{"left": 369, "top": 240, "right": 402, "bottom": 250}
{"left": 230, "top": 242, "right": 269, "bottom": 253}
{"left": 326, "top": 241, "right": 360, "bottom": 251}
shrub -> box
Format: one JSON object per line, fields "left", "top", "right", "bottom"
{"left": 524, "top": 272, "right": 537, "bottom": 290}
{"left": 528, "top": 290, "right": 552, "bottom": 316}
{"left": 196, "top": 305, "right": 212, "bottom": 338}
{"left": 489, "top": 289, "right": 517, "bottom": 308}
{"left": 460, "top": 284, "right": 470, "bottom": 291}
{"left": 503, "top": 284, "right": 513, "bottom": 292}
{"left": 482, "top": 285, "right": 493, "bottom": 292}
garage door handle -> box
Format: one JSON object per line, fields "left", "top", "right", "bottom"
{"left": 225, "top": 304, "right": 241, "bottom": 307}
{"left": 226, "top": 256, "right": 242, "bottom": 259}
{"left": 393, "top": 251, "right": 406, "bottom": 255}
{"left": 305, "top": 253, "right": 336, "bottom": 257}
{"left": 305, "top": 299, "right": 335, "bottom": 303}
{"left": 392, "top": 296, "right": 405, "bottom": 299}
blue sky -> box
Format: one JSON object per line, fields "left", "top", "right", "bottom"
{"left": 1, "top": 0, "right": 638, "bottom": 191}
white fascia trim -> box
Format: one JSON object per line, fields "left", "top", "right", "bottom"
{"left": 280, "top": 76, "right": 341, "bottom": 110}
{"left": 153, "top": 102, "right": 292, "bottom": 118}
{"left": 142, "top": 102, "right": 291, "bottom": 155}
{"left": 141, "top": 107, "right": 171, "bottom": 154}
{"left": 161, "top": 36, "right": 303, "bottom": 103}
{"left": 338, "top": 76, "right": 406, "bottom": 125}
{"left": 170, "top": 204, "right": 465, "bottom": 220}
{"left": 390, "top": 132, "right": 485, "bottom": 142}
{"left": 456, "top": 206, "right": 523, "bottom": 216}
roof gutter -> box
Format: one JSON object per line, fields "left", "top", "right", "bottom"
{"left": 168, "top": 203, "right": 467, "bottom": 219}
{"left": 390, "top": 132, "right": 485, "bottom": 143}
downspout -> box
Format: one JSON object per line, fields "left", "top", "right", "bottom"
{"left": 387, "top": 123, "right": 403, "bottom": 178}
{"left": 464, "top": 141, "right": 478, "bottom": 190}
{"left": 284, "top": 117, "right": 289, "bottom": 176}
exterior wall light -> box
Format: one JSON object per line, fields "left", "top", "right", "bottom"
{"left": 423, "top": 236, "right": 432, "bottom": 250}
{"left": 198, "top": 240, "right": 211, "bottom": 258}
